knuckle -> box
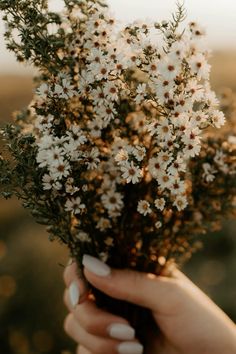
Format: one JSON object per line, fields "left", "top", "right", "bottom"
{"left": 169, "top": 277, "right": 185, "bottom": 294}
{"left": 125, "top": 271, "right": 142, "bottom": 302}
{"left": 165, "top": 278, "right": 186, "bottom": 311}
{"left": 76, "top": 345, "right": 86, "bottom": 354}
{"left": 81, "top": 317, "right": 94, "bottom": 333}
{"left": 125, "top": 270, "right": 144, "bottom": 303}
{"left": 95, "top": 342, "right": 108, "bottom": 354}
{"left": 76, "top": 313, "right": 96, "bottom": 334}
{"left": 63, "top": 313, "right": 73, "bottom": 334}
{"left": 63, "top": 260, "right": 78, "bottom": 286}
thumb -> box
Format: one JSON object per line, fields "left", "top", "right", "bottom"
{"left": 82, "top": 255, "right": 177, "bottom": 312}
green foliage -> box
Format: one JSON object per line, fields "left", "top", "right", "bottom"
{"left": 170, "top": 1, "right": 187, "bottom": 33}
{"left": 0, "top": 125, "right": 74, "bottom": 248}
{"left": 0, "top": 0, "right": 64, "bottom": 72}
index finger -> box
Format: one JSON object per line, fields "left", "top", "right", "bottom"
{"left": 63, "top": 259, "right": 89, "bottom": 302}
{"left": 63, "top": 259, "right": 80, "bottom": 287}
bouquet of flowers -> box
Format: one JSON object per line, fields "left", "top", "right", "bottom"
{"left": 0, "top": 0, "right": 236, "bottom": 347}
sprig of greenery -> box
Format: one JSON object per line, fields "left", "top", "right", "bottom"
{"left": 0, "top": 125, "right": 75, "bottom": 249}
{"left": 0, "top": 0, "right": 65, "bottom": 73}
{"left": 170, "top": 1, "right": 187, "bottom": 33}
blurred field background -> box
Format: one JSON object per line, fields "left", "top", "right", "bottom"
{"left": 0, "top": 50, "right": 236, "bottom": 354}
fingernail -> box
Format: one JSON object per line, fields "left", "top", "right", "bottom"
{"left": 108, "top": 323, "right": 135, "bottom": 340}
{"left": 67, "top": 257, "right": 73, "bottom": 266}
{"left": 69, "top": 281, "right": 79, "bottom": 308}
{"left": 82, "top": 255, "right": 111, "bottom": 277}
{"left": 117, "top": 342, "right": 144, "bottom": 354}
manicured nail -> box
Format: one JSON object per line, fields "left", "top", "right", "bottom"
{"left": 67, "top": 258, "right": 73, "bottom": 266}
{"left": 82, "top": 255, "right": 111, "bottom": 277}
{"left": 69, "top": 281, "right": 79, "bottom": 308}
{"left": 117, "top": 342, "right": 143, "bottom": 354}
{"left": 108, "top": 323, "right": 135, "bottom": 340}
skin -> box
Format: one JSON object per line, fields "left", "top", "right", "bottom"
{"left": 63, "top": 260, "right": 236, "bottom": 354}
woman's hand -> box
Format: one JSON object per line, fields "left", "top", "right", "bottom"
{"left": 63, "top": 255, "right": 236, "bottom": 354}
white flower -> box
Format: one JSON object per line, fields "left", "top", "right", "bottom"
{"left": 146, "top": 60, "right": 159, "bottom": 77}
{"left": 65, "top": 177, "right": 80, "bottom": 195}
{"left": 132, "top": 146, "right": 146, "bottom": 162}
{"left": 202, "top": 163, "right": 217, "bottom": 183}
{"left": 204, "top": 86, "right": 219, "bottom": 107}
{"left": 47, "top": 146, "right": 66, "bottom": 166}
{"left": 99, "top": 252, "right": 108, "bottom": 263}
{"left": 182, "top": 127, "right": 201, "bottom": 145}
{"left": 214, "top": 150, "right": 227, "bottom": 173}
{"left": 42, "top": 174, "right": 53, "bottom": 190}
{"left": 157, "top": 151, "right": 174, "bottom": 167}
{"left": 121, "top": 161, "right": 142, "bottom": 184}
{"left": 191, "top": 112, "right": 208, "bottom": 128}
{"left": 171, "top": 112, "right": 190, "bottom": 129}
{"left": 174, "top": 93, "right": 193, "bottom": 113}
{"left": 104, "top": 237, "right": 114, "bottom": 246}
{"left": 155, "top": 120, "right": 174, "bottom": 142}
{"left": 148, "top": 157, "right": 163, "bottom": 179}
{"left": 101, "top": 190, "right": 124, "bottom": 212}
{"left": 186, "top": 79, "right": 204, "bottom": 102}
{"left": 37, "top": 149, "right": 50, "bottom": 168}
{"left": 54, "top": 78, "right": 76, "bottom": 99}
{"left": 67, "top": 125, "right": 87, "bottom": 147}
{"left": 88, "top": 118, "right": 104, "bottom": 138}
{"left": 170, "top": 179, "right": 186, "bottom": 196}
{"left": 157, "top": 171, "right": 175, "bottom": 191}
{"left": 94, "top": 103, "right": 117, "bottom": 122}
{"left": 87, "top": 48, "right": 105, "bottom": 63}
{"left": 36, "top": 83, "right": 50, "bottom": 99}
{"left": 91, "top": 86, "right": 107, "bottom": 106}
{"left": 189, "top": 53, "right": 211, "bottom": 80}
{"left": 154, "top": 198, "right": 166, "bottom": 211}
{"left": 104, "top": 81, "right": 119, "bottom": 101}
{"left": 210, "top": 110, "right": 225, "bottom": 128}
{"left": 168, "top": 156, "right": 187, "bottom": 176}
{"left": 154, "top": 78, "right": 175, "bottom": 104}
{"left": 76, "top": 231, "right": 91, "bottom": 243}
{"left": 93, "top": 61, "right": 111, "bottom": 81}
{"left": 189, "top": 22, "right": 206, "bottom": 38}
{"left": 134, "top": 83, "right": 147, "bottom": 104}
{"left": 173, "top": 195, "right": 188, "bottom": 211}
{"left": 96, "top": 218, "right": 112, "bottom": 231}
{"left": 85, "top": 148, "right": 100, "bottom": 170}
{"left": 35, "top": 114, "right": 54, "bottom": 132}
{"left": 65, "top": 196, "right": 86, "bottom": 214}
{"left": 169, "top": 40, "right": 187, "bottom": 60}
{"left": 78, "top": 70, "right": 94, "bottom": 95}
{"left": 50, "top": 158, "right": 71, "bottom": 180}
{"left": 137, "top": 200, "right": 152, "bottom": 216}
{"left": 183, "top": 141, "right": 201, "bottom": 158}
{"left": 37, "top": 134, "right": 54, "bottom": 150}
{"left": 115, "top": 149, "right": 129, "bottom": 165}
{"left": 112, "top": 137, "right": 129, "bottom": 154}
{"left": 155, "top": 221, "right": 162, "bottom": 229}
{"left": 159, "top": 56, "right": 181, "bottom": 80}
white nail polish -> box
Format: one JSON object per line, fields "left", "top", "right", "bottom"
{"left": 69, "top": 281, "right": 79, "bottom": 308}
{"left": 117, "top": 342, "right": 144, "bottom": 354}
{"left": 67, "top": 257, "right": 73, "bottom": 266}
{"left": 82, "top": 255, "right": 111, "bottom": 277}
{"left": 108, "top": 323, "right": 135, "bottom": 340}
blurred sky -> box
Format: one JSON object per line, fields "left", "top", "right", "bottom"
{"left": 0, "top": 0, "right": 236, "bottom": 73}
